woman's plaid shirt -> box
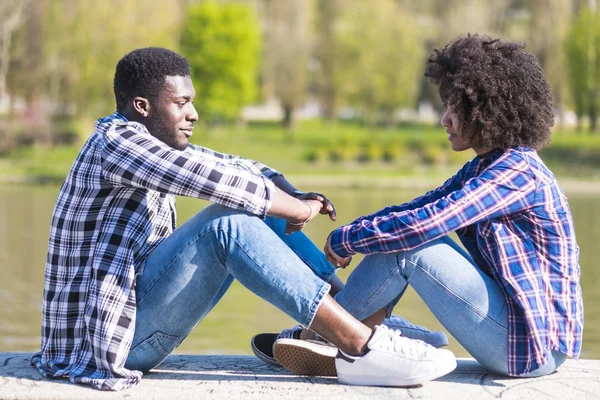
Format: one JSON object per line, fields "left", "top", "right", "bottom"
{"left": 329, "top": 147, "right": 583, "bottom": 376}
{"left": 31, "top": 112, "right": 281, "bottom": 390}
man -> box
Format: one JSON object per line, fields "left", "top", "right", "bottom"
{"left": 31, "top": 47, "right": 456, "bottom": 391}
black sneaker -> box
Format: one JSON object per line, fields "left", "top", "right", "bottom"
{"left": 251, "top": 325, "right": 304, "bottom": 366}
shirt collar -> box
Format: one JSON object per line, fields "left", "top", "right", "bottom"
{"left": 477, "top": 148, "right": 503, "bottom": 162}
{"left": 95, "top": 111, "right": 129, "bottom": 126}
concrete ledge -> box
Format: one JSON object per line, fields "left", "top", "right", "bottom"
{"left": 1, "top": 353, "right": 598, "bottom": 399}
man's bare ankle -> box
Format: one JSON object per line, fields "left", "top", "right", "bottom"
{"left": 299, "top": 329, "right": 318, "bottom": 341}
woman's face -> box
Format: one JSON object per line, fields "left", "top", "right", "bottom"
{"left": 441, "top": 106, "right": 491, "bottom": 155}
{"left": 441, "top": 107, "right": 472, "bottom": 152}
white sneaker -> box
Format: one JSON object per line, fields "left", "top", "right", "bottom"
{"left": 335, "top": 325, "right": 457, "bottom": 387}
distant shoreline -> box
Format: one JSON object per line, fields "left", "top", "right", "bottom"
{"left": 3, "top": 174, "right": 600, "bottom": 195}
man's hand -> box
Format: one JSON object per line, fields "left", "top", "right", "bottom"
{"left": 324, "top": 233, "right": 352, "bottom": 269}
{"left": 285, "top": 199, "right": 323, "bottom": 235}
{"left": 293, "top": 192, "right": 336, "bottom": 221}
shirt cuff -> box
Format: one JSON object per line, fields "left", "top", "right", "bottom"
{"left": 262, "top": 169, "right": 283, "bottom": 180}
{"left": 258, "top": 176, "right": 276, "bottom": 219}
{"left": 329, "top": 225, "right": 356, "bottom": 258}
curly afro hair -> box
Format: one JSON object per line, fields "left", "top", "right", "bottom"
{"left": 425, "top": 34, "right": 555, "bottom": 151}
{"left": 113, "top": 47, "right": 190, "bottom": 112}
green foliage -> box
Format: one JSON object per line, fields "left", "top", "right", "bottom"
{"left": 333, "top": 0, "right": 425, "bottom": 125}
{"left": 564, "top": 9, "right": 600, "bottom": 130}
{"left": 4, "top": 121, "right": 600, "bottom": 182}
{"left": 41, "top": 0, "right": 181, "bottom": 118}
{"left": 181, "top": 1, "right": 261, "bottom": 122}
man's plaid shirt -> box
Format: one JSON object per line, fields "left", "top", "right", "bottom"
{"left": 32, "top": 112, "right": 281, "bottom": 390}
{"left": 329, "top": 147, "right": 583, "bottom": 376}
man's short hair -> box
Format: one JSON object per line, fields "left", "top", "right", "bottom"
{"left": 113, "top": 47, "right": 191, "bottom": 112}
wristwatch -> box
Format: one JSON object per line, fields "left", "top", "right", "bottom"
{"left": 291, "top": 190, "right": 306, "bottom": 198}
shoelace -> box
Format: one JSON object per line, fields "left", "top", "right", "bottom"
{"left": 374, "top": 326, "right": 432, "bottom": 358}
{"left": 277, "top": 325, "right": 303, "bottom": 340}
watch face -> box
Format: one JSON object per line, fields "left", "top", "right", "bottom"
{"left": 292, "top": 190, "right": 305, "bottom": 197}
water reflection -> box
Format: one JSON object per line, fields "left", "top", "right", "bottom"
{"left": 0, "top": 184, "right": 597, "bottom": 359}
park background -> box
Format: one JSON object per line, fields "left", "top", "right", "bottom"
{"left": 1, "top": 0, "right": 599, "bottom": 363}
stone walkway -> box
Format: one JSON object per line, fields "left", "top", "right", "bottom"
{"left": 1, "top": 353, "right": 598, "bottom": 399}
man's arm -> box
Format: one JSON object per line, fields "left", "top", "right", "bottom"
{"left": 188, "top": 143, "right": 282, "bottom": 180}
{"left": 101, "top": 124, "right": 276, "bottom": 217}
{"left": 189, "top": 143, "right": 336, "bottom": 220}
{"left": 271, "top": 175, "right": 337, "bottom": 221}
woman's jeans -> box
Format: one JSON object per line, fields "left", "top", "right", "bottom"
{"left": 333, "top": 235, "right": 566, "bottom": 377}
{"left": 125, "top": 204, "right": 335, "bottom": 371}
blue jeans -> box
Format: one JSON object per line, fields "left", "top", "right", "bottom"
{"left": 125, "top": 204, "right": 335, "bottom": 371}
{"left": 333, "top": 235, "right": 566, "bottom": 377}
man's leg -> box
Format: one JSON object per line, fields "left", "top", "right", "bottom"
{"left": 262, "top": 216, "right": 447, "bottom": 345}
{"left": 125, "top": 204, "right": 370, "bottom": 372}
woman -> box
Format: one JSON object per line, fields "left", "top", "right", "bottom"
{"left": 274, "top": 34, "right": 584, "bottom": 378}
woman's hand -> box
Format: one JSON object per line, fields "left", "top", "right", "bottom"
{"left": 324, "top": 233, "right": 352, "bottom": 268}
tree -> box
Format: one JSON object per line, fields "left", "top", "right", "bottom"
{"left": 0, "top": 0, "right": 29, "bottom": 102}
{"left": 314, "top": 0, "right": 343, "bottom": 121}
{"left": 527, "top": 0, "right": 572, "bottom": 129}
{"left": 261, "top": 0, "right": 312, "bottom": 132}
{"left": 564, "top": 8, "right": 600, "bottom": 132}
{"left": 333, "top": 0, "right": 424, "bottom": 126}
{"left": 181, "top": 1, "right": 261, "bottom": 123}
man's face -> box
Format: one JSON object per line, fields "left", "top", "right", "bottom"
{"left": 145, "top": 75, "right": 198, "bottom": 151}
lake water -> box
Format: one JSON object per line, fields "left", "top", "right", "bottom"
{"left": 1, "top": 184, "right": 598, "bottom": 360}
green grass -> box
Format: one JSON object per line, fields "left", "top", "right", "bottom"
{"left": 2, "top": 120, "right": 600, "bottom": 184}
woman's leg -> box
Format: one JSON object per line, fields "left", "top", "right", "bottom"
{"left": 335, "top": 235, "right": 567, "bottom": 376}
{"left": 334, "top": 235, "right": 514, "bottom": 374}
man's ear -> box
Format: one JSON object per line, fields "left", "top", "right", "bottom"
{"left": 132, "top": 96, "right": 150, "bottom": 118}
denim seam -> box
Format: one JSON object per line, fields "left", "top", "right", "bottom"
{"left": 408, "top": 259, "right": 508, "bottom": 332}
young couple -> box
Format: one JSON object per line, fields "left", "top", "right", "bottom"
{"left": 32, "top": 34, "right": 582, "bottom": 391}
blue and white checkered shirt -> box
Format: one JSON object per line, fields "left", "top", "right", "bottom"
{"left": 329, "top": 147, "right": 583, "bottom": 375}
{"left": 32, "top": 112, "right": 281, "bottom": 390}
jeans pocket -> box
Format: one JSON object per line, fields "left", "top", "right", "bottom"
{"left": 126, "top": 331, "right": 180, "bottom": 372}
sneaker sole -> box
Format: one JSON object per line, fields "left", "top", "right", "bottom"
{"left": 336, "top": 352, "right": 457, "bottom": 387}
{"left": 273, "top": 338, "right": 338, "bottom": 377}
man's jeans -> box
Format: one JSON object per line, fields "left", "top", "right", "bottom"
{"left": 333, "top": 235, "right": 566, "bottom": 377}
{"left": 125, "top": 204, "right": 335, "bottom": 371}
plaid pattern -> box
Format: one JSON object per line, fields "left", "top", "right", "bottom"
{"left": 32, "top": 112, "right": 280, "bottom": 390}
{"left": 329, "top": 147, "right": 583, "bottom": 375}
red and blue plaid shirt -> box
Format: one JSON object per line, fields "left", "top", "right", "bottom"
{"left": 329, "top": 147, "right": 583, "bottom": 375}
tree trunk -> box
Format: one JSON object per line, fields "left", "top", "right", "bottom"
{"left": 0, "top": 1, "right": 26, "bottom": 100}
{"left": 590, "top": 91, "right": 598, "bottom": 133}
{"left": 282, "top": 104, "right": 296, "bottom": 141}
